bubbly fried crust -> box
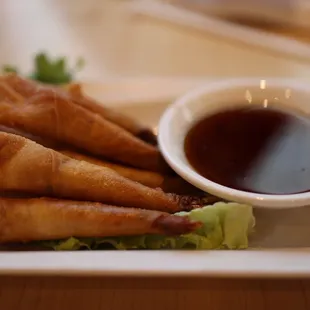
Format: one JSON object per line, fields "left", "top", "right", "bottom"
{"left": 0, "top": 90, "right": 167, "bottom": 172}
{"left": 1, "top": 74, "right": 158, "bottom": 145}
{"left": 60, "top": 149, "right": 203, "bottom": 195}
{"left": 0, "top": 132, "right": 203, "bottom": 212}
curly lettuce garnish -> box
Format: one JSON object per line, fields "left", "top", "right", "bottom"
{"left": 41, "top": 202, "right": 255, "bottom": 250}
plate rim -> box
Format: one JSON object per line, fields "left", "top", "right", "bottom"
{"left": 0, "top": 249, "right": 310, "bottom": 277}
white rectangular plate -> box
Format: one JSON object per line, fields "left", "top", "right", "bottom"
{"left": 1, "top": 80, "right": 310, "bottom": 277}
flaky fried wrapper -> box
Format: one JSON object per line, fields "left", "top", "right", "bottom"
{"left": 0, "top": 197, "right": 201, "bottom": 243}
{"left": 1, "top": 74, "right": 157, "bottom": 144}
{"left": 0, "top": 90, "right": 169, "bottom": 172}
{"left": 0, "top": 132, "right": 204, "bottom": 212}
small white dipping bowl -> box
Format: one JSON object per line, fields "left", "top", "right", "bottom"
{"left": 158, "top": 78, "right": 310, "bottom": 208}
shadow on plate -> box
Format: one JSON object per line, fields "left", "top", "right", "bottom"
{"left": 250, "top": 205, "right": 310, "bottom": 248}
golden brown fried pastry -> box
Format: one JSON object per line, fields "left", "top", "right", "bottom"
{"left": 60, "top": 149, "right": 202, "bottom": 195}
{"left": 0, "top": 124, "right": 60, "bottom": 149}
{"left": 0, "top": 90, "right": 168, "bottom": 172}
{"left": 67, "top": 83, "right": 157, "bottom": 145}
{"left": 0, "top": 81, "right": 23, "bottom": 102}
{"left": 2, "top": 74, "right": 157, "bottom": 145}
{"left": 0, "top": 197, "right": 201, "bottom": 243}
{"left": 0, "top": 132, "right": 202, "bottom": 212}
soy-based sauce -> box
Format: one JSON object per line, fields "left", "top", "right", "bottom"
{"left": 184, "top": 106, "right": 310, "bottom": 195}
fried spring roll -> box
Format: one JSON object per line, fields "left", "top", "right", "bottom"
{"left": 0, "top": 125, "right": 201, "bottom": 194}
{"left": 0, "top": 125, "right": 200, "bottom": 195}
{"left": 0, "top": 132, "right": 201, "bottom": 212}
{"left": 0, "top": 198, "right": 201, "bottom": 243}
{"left": 2, "top": 74, "right": 158, "bottom": 145}
{"left": 66, "top": 83, "right": 157, "bottom": 145}
{"left": 0, "top": 124, "right": 60, "bottom": 149}
{"left": 0, "top": 91, "right": 168, "bottom": 172}
{"left": 0, "top": 74, "right": 39, "bottom": 98}
{"left": 60, "top": 149, "right": 166, "bottom": 188}
{"left": 60, "top": 149, "right": 204, "bottom": 195}
{"left": 0, "top": 81, "right": 24, "bottom": 102}
{"left": 0, "top": 126, "right": 165, "bottom": 187}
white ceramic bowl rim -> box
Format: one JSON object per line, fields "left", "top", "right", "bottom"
{"left": 158, "top": 78, "right": 310, "bottom": 208}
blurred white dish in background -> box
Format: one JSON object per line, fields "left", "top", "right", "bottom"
{"left": 168, "top": 0, "right": 310, "bottom": 30}
{"left": 2, "top": 0, "right": 310, "bottom": 79}
{"left": 130, "top": 1, "right": 310, "bottom": 64}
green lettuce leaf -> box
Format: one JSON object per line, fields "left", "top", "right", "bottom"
{"left": 41, "top": 202, "right": 255, "bottom": 251}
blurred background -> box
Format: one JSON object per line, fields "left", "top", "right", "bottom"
{"left": 1, "top": 0, "right": 310, "bottom": 83}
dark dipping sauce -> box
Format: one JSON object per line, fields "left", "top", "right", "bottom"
{"left": 184, "top": 106, "right": 310, "bottom": 195}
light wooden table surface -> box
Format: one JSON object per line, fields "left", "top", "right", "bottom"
{"left": 1, "top": 1, "right": 310, "bottom": 309}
